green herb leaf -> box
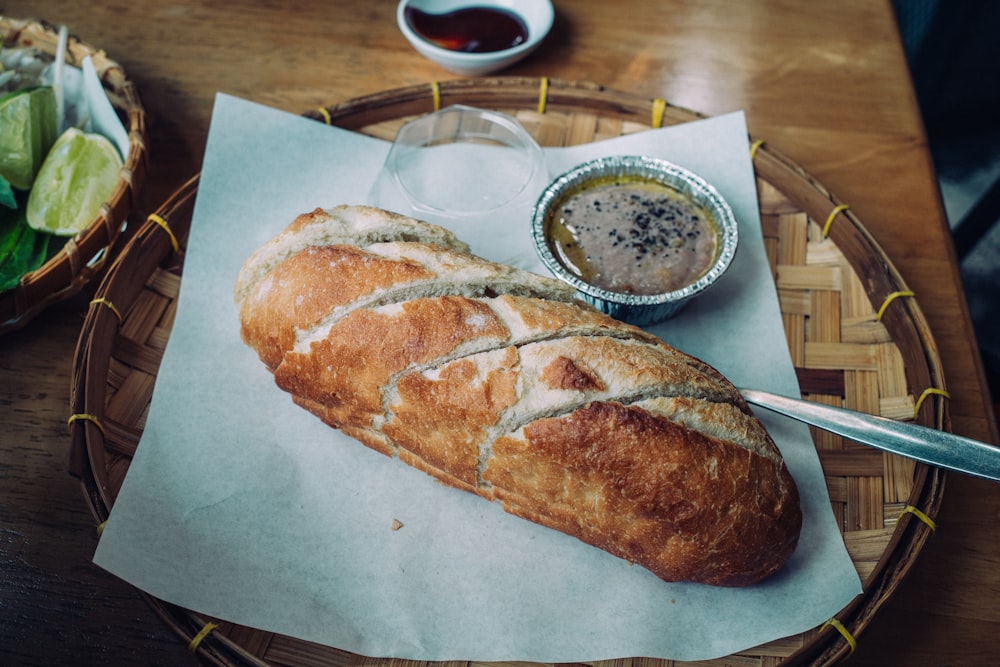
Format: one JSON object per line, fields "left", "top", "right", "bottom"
{"left": 0, "top": 173, "right": 17, "bottom": 209}
{"left": 0, "top": 203, "right": 50, "bottom": 292}
{"left": 0, "top": 204, "right": 27, "bottom": 261}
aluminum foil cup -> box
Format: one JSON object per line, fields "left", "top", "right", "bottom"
{"left": 532, "top": 155, "right": 739, "bottom": 325}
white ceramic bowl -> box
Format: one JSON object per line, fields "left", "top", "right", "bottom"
{"left": 397, "top": 0, "right": 554, "bottom": 76}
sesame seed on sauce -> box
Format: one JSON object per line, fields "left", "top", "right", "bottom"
{"left": 547, "top": 179, "right": 719, "bottom": 295}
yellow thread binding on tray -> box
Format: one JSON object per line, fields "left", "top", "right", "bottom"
{"left": 876, "top": 290, "right": 915, "bottom": 321}
{"left": 914, "top": 387, "right": 950, "bottom": 419}
{"left": 96, "top": 521, "right": 106, "bottom": 537}
{"left": 90, "top": 297, "right": 122, "bottom": 322}
{"left": 651, "top": 98, "right": 666, "bottom": 129}
{"left": 900, "top": 505, "right": 937, "bottom": 531}
{"left": 537, "top": 76, "right": 549, "bottom": 114}
{"left": 67, "top": 413, "right": 106, "bottom": 437}
{"left": 750, "top": 139, "right": 765, "bottom": 161}
{"left": 148, "top": 213, "right": 180, "bottom": 253}
{"left": 188, "top": 622, "right": 219, "bottom": 653}
{"left": 821, "top": 203, "right": 850, "bottom": 238}
{"left": 821, "top": 618, "right": 857, "bottom": 655}
{"left": 430, "top": 81, "right": 441, "bottom": 111}
{"left": 315, "top": 106, "right": 332, "bottom": 125}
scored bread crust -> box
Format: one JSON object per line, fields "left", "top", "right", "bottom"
{"left": 236, "top": 204, "right": 802, "bottom": 587}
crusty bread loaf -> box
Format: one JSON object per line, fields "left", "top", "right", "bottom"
{"left": 236, "top": 204, "right": 801, "bottom": 587}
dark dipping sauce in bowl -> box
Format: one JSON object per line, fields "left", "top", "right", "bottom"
{"left": 547, "top": 177, "right": 720, "bottom": 295}
{"left": 404, "top": 6, "right": 529, "bottom": 53}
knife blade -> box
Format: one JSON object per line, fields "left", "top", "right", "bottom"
{"left": 740, "top": 388, "right": 1000, "bottom": 483}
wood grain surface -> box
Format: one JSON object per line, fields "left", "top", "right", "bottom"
{"left": 2, "top": 2, "right": 998, "bottom": 666}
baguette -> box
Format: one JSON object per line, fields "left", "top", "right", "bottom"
{"left": 236, "top": 205, "right": 801, "bottom": 587}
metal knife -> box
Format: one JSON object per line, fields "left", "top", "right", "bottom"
{"left": 741, "top": 388, "right": 1000, "bottom": 483}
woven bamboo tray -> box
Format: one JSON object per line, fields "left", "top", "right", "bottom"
{"left": 70, "top": 78, "right": 947, "bottom": 667}
{"left": 0, "top": 16, "right": 147, "bottom": 334}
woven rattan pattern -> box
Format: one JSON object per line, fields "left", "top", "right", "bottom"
{"left": 0, "top": 16, "right": 148, "bottom": 333}
{"left": 70, "top": 79, "right": 946, "bottom": 667}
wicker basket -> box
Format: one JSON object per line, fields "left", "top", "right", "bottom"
{"left": 70, "top": 78, "right": 947, "bottom": 667}
{"left": 0, "top": 16, "right": 147, "bottom": 334}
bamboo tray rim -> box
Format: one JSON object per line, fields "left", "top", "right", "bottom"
{"left": 0, "top": 15, "right": 148, "bottom": 334}
{"left": 69, "top": 77, "right": 948, "bottom": 667}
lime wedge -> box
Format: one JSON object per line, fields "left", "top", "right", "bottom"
{"left": 26, "top": 127, "right": 123, "bottom": 237}
{"left": 0, "top": 87, "right": 58, "bottom": 190}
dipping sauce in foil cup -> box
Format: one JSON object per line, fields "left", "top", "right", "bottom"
{"left": 532, "top": 156, "right": 739, "bottom": 325}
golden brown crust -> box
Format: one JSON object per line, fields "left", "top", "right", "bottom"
{"left": 387, "top": 348, "right": 519, "bottom": 489}
{"left": 542, "top": 356, "right": 605, "bottom": 392}
{"left": 237, "top": 206, "right": 802, "bottom": 587}
{"left": 240, "top": 244, "right": 434, "bottom": 370}
{"left": 275, "top": 296, "right": 510, "bottom": 428}
{"left": 489, "top": 402, "right": 800, "bottom": 586}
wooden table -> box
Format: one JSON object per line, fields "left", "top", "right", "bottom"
{"left": 3, "top": 2, "right": 998, "bottom": 665}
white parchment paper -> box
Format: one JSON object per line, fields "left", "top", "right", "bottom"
{"left": 93, "top": 93, "right": 862, "bottom": 662}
